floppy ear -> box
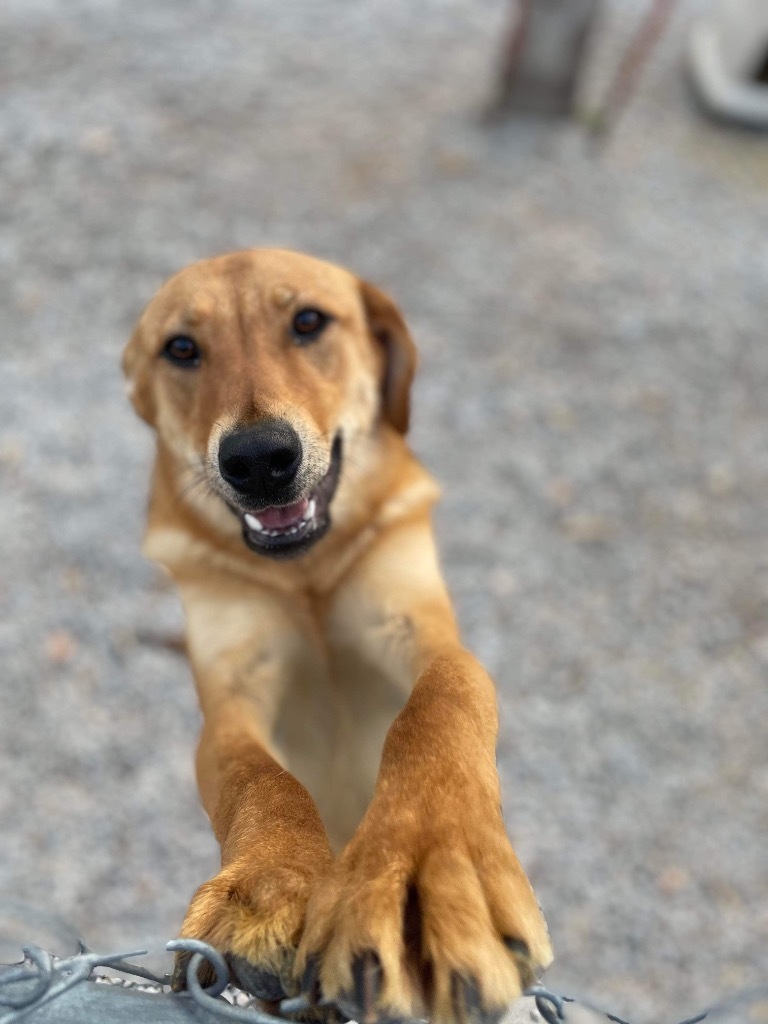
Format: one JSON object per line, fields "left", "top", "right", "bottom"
{"left": 359, "top": 279, "right": 418, "bottom": 435}
{"left": 121, "top": 327, "right": 156, "bottom": 426}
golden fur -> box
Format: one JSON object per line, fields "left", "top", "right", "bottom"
{"left": 123, "top": 249, "right": 552, "bottom": 1023}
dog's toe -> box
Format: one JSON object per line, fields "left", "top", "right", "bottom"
{"left": 172, "top": 857, "right": 322, "bottom": 1002}
{"left": 301, "top": 818, "right": 552, "bottom": 1024}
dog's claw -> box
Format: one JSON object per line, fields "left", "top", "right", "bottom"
{"left": 502, "top": 936, "right": 536, "bottom": 990}
{"left": 170, "top": 952, "right": 188, "bottom": 992}
{"left": 339, "top": 950, "right": 382, "bottom": 1024}
{"left": 170, "top": 950, "right": 216, "bottom": 992}
{"left": 451, "top": 973, "right": 504, "bottom": 1024}
{"left": 300, "top": 954, "right": 322, "bottom": 1005}
{"left": 227, "top": 953, "right": 292, "bottom": 1001}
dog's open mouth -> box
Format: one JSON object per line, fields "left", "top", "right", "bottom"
{"left": 239, "top": 435, "right": 342, "bottom": 558}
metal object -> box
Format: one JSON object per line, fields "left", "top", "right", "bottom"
{"left": 2, "top": 938, "right": 768, "bottom": 1024}
{"left": 0, "top": 941, "right": 260, "bottom": 1024}
{"left": 490, "top": 0, "right": 601, "bottom": 118}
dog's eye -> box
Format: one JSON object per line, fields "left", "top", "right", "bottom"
{"left": 163, "top": 335, "right": 201, "bottom": 367}
{"left": 292, "top": 308, "right": 330, "bottom": 343}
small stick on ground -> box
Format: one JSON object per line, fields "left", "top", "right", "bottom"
{"left": 590, "top": 0, "right": 681, "bottom": 139}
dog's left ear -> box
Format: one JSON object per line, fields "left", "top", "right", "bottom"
{"left": 359, "top": 280, "right": 417, "bottom": 434}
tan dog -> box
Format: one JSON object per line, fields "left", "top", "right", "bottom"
{"left": 123, "top": 249, "right": 552, "bottom": 1024}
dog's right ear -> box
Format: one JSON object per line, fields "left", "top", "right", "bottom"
{"left": 122, "top": 327, "right": 156, "bottom": 425}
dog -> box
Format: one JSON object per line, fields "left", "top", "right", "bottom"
{"left": 123, "top": 248, "right": 552, "bottom": 1024}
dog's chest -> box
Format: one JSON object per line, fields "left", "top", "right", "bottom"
{"left": 271, "top": 639, "right": 407, "bottom": 852}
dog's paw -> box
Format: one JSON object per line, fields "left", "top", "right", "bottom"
{"left": 298, "top": 820, "right": 552, "bottom": 1024}
{"left": 172, "top": 856, "right": 323, "bottom": 1000}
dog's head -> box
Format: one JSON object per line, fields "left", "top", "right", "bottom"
{"left": 123, "top": 249, "right": 416, "bottom": 558}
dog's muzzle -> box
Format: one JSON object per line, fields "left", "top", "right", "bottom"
{"left": 217, "top": 422, "right": 343, "bottom": 559}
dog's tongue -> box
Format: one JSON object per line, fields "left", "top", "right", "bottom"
{"left": 256, "top": 497, "right": 309, "bottom": 529}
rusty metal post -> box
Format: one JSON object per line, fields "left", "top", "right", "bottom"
{"left": 490, "top": 0, "right": 601, "bottom": 118}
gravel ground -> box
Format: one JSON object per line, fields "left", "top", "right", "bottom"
{"left": 1, "top": 1, "right": 767, "bottom": 1021}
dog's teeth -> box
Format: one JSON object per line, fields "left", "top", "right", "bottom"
{"left": 303, "top": 499, "right": 316, "bottom": 521}
{"left": 245, "top": 514, "right": 264, "bottom": 532}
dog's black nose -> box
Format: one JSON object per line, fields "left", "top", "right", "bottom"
{"left": 218, "top": 420, "right": 303, "bottom": 502}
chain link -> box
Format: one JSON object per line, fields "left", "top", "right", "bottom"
{"left": 1, "top": 939, "right": 766, "bottom": 1024}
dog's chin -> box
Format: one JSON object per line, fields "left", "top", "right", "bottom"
{"left": 236, "top": 435, "right": 342, "bottom": 560}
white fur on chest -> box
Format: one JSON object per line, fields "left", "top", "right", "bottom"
{"left": 272, "top": 639, "right": 408, "bottom": 852}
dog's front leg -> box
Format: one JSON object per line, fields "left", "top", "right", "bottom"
{"left": 171, "top": 588, "right": 333, "bottom": 1000}
{"left": 301, "top": 521, "right": 552, "bottom": 1024}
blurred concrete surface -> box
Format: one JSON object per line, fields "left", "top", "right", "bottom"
{"left": 1, "top": 2, "right": 767, "bottom": 1022}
